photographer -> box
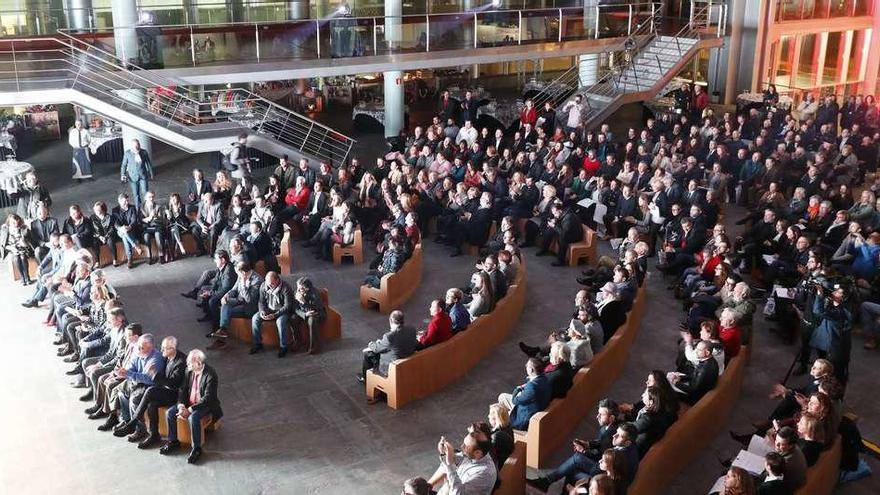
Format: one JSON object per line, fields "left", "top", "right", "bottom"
{"left": 809, "top": 284, "right": 853, "bottom": 383}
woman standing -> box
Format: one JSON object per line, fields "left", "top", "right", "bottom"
{"left": 0, "top": 213, "right": 35, "bottom": 285}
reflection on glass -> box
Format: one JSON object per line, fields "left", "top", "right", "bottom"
{"left": 796, "top": 33, "right": 818, "bottom": 87}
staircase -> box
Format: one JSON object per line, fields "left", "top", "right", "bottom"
{"left": 530, "top": 3, "right": 727, "bottom": 130}
{"left": 0, "top": 33, "right": 355, "bottom": 165}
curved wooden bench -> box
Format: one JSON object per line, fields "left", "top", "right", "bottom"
{"left": 794, "top": 435, "right": 841, "bottom": 495}
{"left": 521, "top": 286, "right": 647, "bottom": 468}
{"left": 495, "top": 438, "right": 526, "bottom": 495}
{"left": 549, "top": 225, "right": 598, "bottom": 268}
{"left": 150, "top": 406, "right": 222, "bottom": 446}
{"left": 359, "top": 243, "right": 423, "bottom": 314}
{"left": 627, "top": 345, "right": 751, "bottom": 495}
{"left": 332, "top": 227, "right": 364, "bottom": 265}
{"left": 8, "top": 255, "right": 38, "bottom": 282}
{"left": 227, "top": 288, "right": 342, "bottom": 346}
{"left": 365, "top": 262, "right": 527, "bottom": 409}
{"left": 278, "top": 225, "right": 293, "bottom": 274}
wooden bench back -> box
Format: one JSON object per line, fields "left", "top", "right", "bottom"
{"left": 495, "top": 438, "right": 527, "bottom": 495}
{"left": 382, "top": 243, "right": 423, "bottom": 307}
{"left": 795, "top": 435, "right": 842, "bottom": 495}
{"left": 370, "top": 262, "right": 527, "bottom": 409}
{"left": 523, "top": 286, "right": 647, "bottom": 468}
{"left": 228, "top": 287, "right": 342, "bottom": 345}
{"left": 627, "top": 345, "right": 751, "bottom": 495}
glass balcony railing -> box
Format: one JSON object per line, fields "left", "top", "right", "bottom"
{"left": 774, "top": 0, "right": 874, "bottom": 22}
{"left": 17, "top": 3, "right": 660, "bottom": 69}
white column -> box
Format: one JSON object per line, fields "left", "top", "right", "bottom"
{"left": 724, "top": 0, "right": 746, "bottom": 104}
{"left": 463, "top": 0, "right": 479, "bottom": 76}
{"left": 383, "top": 0, "right": 405, "bottom": 137}
{"left": 66, "top": 0, "right": 93, "bottom": 31}
{"left": 579, "top": 0, "right": 600, "bottom": 87}
{"left": 112, "top": 0, "right": 152, "bottom": 155}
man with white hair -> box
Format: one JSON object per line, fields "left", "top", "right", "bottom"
{"left": 115, "top": 336, "right": 187, "bottom": 449}
{"left": 113, "top": 333, "right": 165, "bottom": 442}
{"left": 160, "top": 349, "right": 223, "bottom": 464}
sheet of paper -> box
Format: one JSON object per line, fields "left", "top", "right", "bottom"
{"left": 732, "top": 449, "right": 766, "bottom": 476}
{"left": 773, "top": 286, "right": 793, "bottom": 299}
{"left": 747, "top": 434, "right": 773, "bottom": 457}
{"left": 708, "top": 475, "right": 726, "bottom": 494}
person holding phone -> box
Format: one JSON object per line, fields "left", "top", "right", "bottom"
{"left": 426, "top": 431, "right": 497, "bottom": 495}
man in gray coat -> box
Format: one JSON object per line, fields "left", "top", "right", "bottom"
{"left": 120, "top": 139, "right": 154, "bottom": 209}
{"left": 358, "top": 310, "right": 418, "bottom": 382}
{"left": 249, "top": 272, "right": 294, "bottom": 357}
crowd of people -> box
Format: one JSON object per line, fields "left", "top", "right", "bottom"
{"left": 5, "top": 75, "right": 880, "bottom": 490}
{"left": 392, "top": 83, "right": 878, "bottom": 494}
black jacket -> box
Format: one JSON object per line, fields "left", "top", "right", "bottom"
{"left": 186, "top": 179, "right": 213, "bottom": 204}
{"left": 178, "top": 364, "right": 223, "bottom": 420}
{"left": 155, "top": 350, "right": 187, "bottom": 390}
{"left": 598, "top": 299, "right": 628, "bottom": 342}
{"left": 29, "top": 217, "right": 60, "bottom": 246}
{"left": 211, "top": 263, "right": 238, "bottom": 295}
{"left": 677, "top": 357, "right": 719, "bottom": 405}
{"left": 546, "top": 361, "right": 574, "bottom": 399}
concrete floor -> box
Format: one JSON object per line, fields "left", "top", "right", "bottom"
{"left": 0, "top": 105, "right": 877, "bottom": 494}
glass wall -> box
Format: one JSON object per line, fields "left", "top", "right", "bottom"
{"left": 767, "top": 28, "right": 873, "bottom": 96}
{"left": 775, "top": 0, "right": 873, "bottom": 21}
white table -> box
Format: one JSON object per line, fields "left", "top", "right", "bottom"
{"left": 88, "top": 128, "right": 123, "bottom": 155}
{"left": 0, "top": 160, "right": 34, "bottom": 194}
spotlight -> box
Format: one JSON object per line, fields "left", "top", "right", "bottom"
{"left": 491, "top": 0, "right": 502, "bottom": 7}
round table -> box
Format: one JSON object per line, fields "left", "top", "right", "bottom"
{"left": 0, "top": 159, "right": 34, "bottom": 195}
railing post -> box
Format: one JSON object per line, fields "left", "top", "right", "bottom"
{"left": 425, "top": 15, "right": 430, "bottom": 52}
{"left": 190, "top": 26, "right": 196, "bottom": 66}
{"left": 594, "top": 6, "right": 600, "bottom": 39}
{"left": 302, "top": 122, "right": 315, "bottom": 151}
{"left": 518, "top": 10, "right": 522, "bottom": 45}
{"left": 627, "top": 5, "right": 633, "bottom": 35}
{"left": 11, "top": 41, "right": 20, "bottom": 92}
{"left": 167, "top": 97, "right": 183, "bottom": 127}
{"left": 254, "top": 24, "right": 260, "bottom": 62}
{"left": 316, "top": 20, "right": 321, "bottom": 58}
{"left": 473, "top": 12, "right": 478, "bottom": 49}
{"left": 373, "top": 18, "right": 378, "bottom": 55}
{"left": 558, "top": 8, "right": 563, "bottom": 42}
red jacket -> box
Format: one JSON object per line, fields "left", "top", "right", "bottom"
{"left": 520, "top": 107, "right": 537, "bottom": 127}
{"left": 419, "top": 312, "right": 453, "bottom": 348}
{"left": 582, "top": 156, "right": 601, "bottom": 176}
{"left": 719, "top": 324, "right": 741, "bottom": 360}
{"left": 284, "top": 186, "right": 311, "bottom": 211}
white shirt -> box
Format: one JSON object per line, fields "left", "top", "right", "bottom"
{"left": 438, "top": 453, "right": 497, "bottom": 495}
{"left": 68, "top": 127, "right": 90, "bottom": 149}
{"left": 456, "top": 126, "right": 478, "bottom": 147}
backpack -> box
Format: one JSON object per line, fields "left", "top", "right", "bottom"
{"left": 838, "top": 415, "right": 862, "bottom": 472}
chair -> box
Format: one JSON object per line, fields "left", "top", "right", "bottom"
{"left": 359, "top": 244, "right": 423, "bottom": 314}
{"left": 566, "top": 225, "right": 597, "bottom": 267}
{"left": 8, "top": 256, "right": 38, "bottom": 282}
{"left": 332, "top": 227, "right": 364, "bottom": 265}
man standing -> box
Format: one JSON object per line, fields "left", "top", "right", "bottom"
{"left": 120, "top": 138, "right": 154, "bottom": 209}
{"left": 160, "top": 349, "right": 223, "bottom": 464}
{"left": 68, "top": 120, "right": 93, "bottom": 182}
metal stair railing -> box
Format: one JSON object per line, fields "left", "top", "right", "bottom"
{"left": 533, "top": 2, "right": 724, "bottom": 128}
{"left": 529, "top": 3, "right": 663, "bottom": 112}
{"left": 0, "top": 32, "right": 356, "bottom": 164}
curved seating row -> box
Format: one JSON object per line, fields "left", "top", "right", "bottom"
{"left": 227, "top": 288, "right": 342, "bottom": 346}
{"left": 365, "top": 262, "right": 527, "bottom": 409}
{"left": 359, "top": 243, "right": 423, "bottom": 314}
{"left": 496, "top": 438, "right": 527, "bottom": 495}
{"left": 628, "top": 345, "right": 751, "bottom": 495}
{"left": 517, "top": 286, "right": 647, "bottom": 469}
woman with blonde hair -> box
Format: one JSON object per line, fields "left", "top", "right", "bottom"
{"left": 722, "top": 466, "right": 756, "bottom": 495}
{"left": 488, "top": 403, "right": 514, "bottom": 468}
{"left": 466, "top": 271, "right": 494, "bottom": 319}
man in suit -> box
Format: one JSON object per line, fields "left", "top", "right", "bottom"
{"left": 671, "top": 340, "right": 719, "bottom": 405}
{"left": 274, "top": 155, "right": 298, "bottom": 191}
{"left": 119, "top": 139, "right": 154, "bottom": 209}
{"left": 438, "top": 90, "right": 456, "bottom": 123}
{"left": 190, "top": 191, "right": 225, "bottom": 256}
{"left": 208, "top": 262, "right": 263, "bottom": 349}
{"left": 449, "top": 192, "right": 493, "bottom": 257}
{"left": 459, "top": 91, "right": 479, "bottom": 124}
{"left": 113, "top": 333, "right": 166, "bottom": 442}
{"left": 160, "top": 349, "right": 223, "bottom": 464}
{"left": 111, "top": 193, "right": 142, "bottom": 268}
{"left": 657, "top": 216, "right": 703, "bottom": 276}
{"left": 479, "top": 254, "right": 508, "bottom": 301}
{"left": 294, "top": 158, "right": 316, "bottom": 189}
{"left": 596, "top": 282, "right": 627, "bottom": 342}
{"left": 29, "top": 203, "right": 59, "bottom": 263}
{"left": 297, "top": 180, "right": 329, "bottom": 238}
{"left": 359, "top": 310, "right": 418, "bottom": 382}
{"left": 185, "top": 169, "right": 212, "bottom": 213}
{"left": 498, "top": 358, "right": 551, "bottom": 430}
{"left": 537, "top": 202, "right": 584, "bottom": 267}
{"left": 114, "top": 336, "right": 187, "bottom": 449}
{"left": 527, "top": 399, "right": 620, "bottom": 491}
{"left": 758, "top": 452, "right": 789, "bottom": 495}
{"left": 245, "top": 221, "right": 279, "bottom": 272}
{"left": 250, "top": 272, "right": 293, "bottom": 357}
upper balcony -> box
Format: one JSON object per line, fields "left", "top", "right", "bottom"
{"left": 1, "top": 3, "right": 664, "bottom": 85}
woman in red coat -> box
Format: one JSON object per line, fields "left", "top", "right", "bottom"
{"left": 519, "top": 99, "right": 537, "bottom": 128}
{"left": 718, "top": 308, "right": 743, "bottom": 361}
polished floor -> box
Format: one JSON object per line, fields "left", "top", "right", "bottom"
{"left": 0, "top": 116, "right": 877, "bottom": 494}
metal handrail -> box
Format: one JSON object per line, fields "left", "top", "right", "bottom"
{"left": 1, "top": 32, "right": 356, "bottom": 163}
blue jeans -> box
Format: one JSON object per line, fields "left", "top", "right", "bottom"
{"left": 861, "top": 301, "right": 880, "bottom": 340}
{"left": 251, "top": 312, "right": 290, "bottom": 348}
{"left": 130, "top": 178, "right": 149, "bottom": 209}
{"left": 118, "top": 229, "right": 138, "bottom": 260}
{"left": 166, "top": 404, "right": 207, "bottom": 449}
{"left": 218, "top": 301, "right": 254, "bottom": 329}
{"left": 545, "top": 451, "right": 596, "bottom": 485}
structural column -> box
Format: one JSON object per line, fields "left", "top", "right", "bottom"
{"left": 66, "top": 0, "right": 92, "bottom": 32}
{"left": 384, "top": 0, "right": 404, "bottom": 137}
{"left": 111, "top": 0, "right": 152, "bottom": 155}
{"left": 287, "top": 0, "right": 309, "bottom": 59}
{"left": 579, "top": 0, "right": 600, "bottom": 87}
{"left": 724, "top": 0, "right": 746, "bottom": 105}
{"left": 463, "top": 0, "right": 479, "bottom": 78}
